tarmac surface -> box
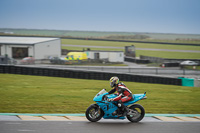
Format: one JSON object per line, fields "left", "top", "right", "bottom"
{"left": 1, "top": 114, "right": 200, "bottom": 133}
{"left": 0, "top": 114, "right": 200, "bottom": 122}
{"left": 1, "top": 121, "right": 200, "bottom": 133}
{"left": 1, "top": 116, "right": 200, "bottom": 133}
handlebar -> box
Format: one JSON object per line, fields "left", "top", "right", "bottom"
{"left": 102, "top": 95, "right": 108, "bottom": 101}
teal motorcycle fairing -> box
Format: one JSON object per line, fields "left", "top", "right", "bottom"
{"left": 93, "top": 89, "right": 146, "bottom": 119}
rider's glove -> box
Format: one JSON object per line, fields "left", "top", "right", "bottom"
{"left": 108, "top": 98, "right": 114, "bottom": 102}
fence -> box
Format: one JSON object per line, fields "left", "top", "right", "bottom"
{"left": 0, "top": 65, "right": 182, "bottom": 86}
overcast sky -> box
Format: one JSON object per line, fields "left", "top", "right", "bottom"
{"left": 0, "top": 0, "right": 200, "bottom": 34}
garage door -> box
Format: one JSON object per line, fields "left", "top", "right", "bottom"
{"left": 12, "top": 47, "right": 28, "bottom": 58}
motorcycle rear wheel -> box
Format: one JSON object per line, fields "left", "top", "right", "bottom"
{"left": 85, "top": 104, "right": 104, "bottom": 122}
{"left": 127, "top": 104, "right": 145, "bottom": 122}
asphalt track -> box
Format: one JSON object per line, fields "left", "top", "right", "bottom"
{"left": 1, "top": 114, "right": 200, "bottom": 133}
{"left": 1, "top": 121, "right": 200, "bottom": 133}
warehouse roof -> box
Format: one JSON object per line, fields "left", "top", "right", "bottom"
{"left": 0, "top": 36, "right": 59, "bottom": 45}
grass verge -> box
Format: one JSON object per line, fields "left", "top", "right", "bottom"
{"left": 62, "top": 39, "right": 200, "bottom": 51}
{"left": 0, "top": 74, "right": 200, "bottom": 114}
{"left": 182, "top": 66, "right": 200, "bottom": 70}
{"left": 62, "top": 39, "right": 200, "bottom": 59}
{"left": 62, "top": 46, "right": 200, "bottom": 59}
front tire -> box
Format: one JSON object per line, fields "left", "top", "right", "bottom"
{"left": 85, "top": 104, "right": 104, "bottom": 122}
{"left": 127, "top": 104, "right": 145, "bottom": 122}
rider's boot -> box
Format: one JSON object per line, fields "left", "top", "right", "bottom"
{"left": 118, "top": 101, "right": 129, "bottom": 116}
{"left": 122, "top": 105, "right": 129, "bottom": 116}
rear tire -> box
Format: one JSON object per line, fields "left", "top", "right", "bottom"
{"left": 85, "top": 104, "right": 104, "bottom": 122}
{"left": 127, "top": 104, "right": 145, "bottom": 122}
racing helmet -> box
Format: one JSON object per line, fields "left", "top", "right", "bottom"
{"left": 110, "top": 76, "right": 119, "bottom": 88}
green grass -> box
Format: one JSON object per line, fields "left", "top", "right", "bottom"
{"left": 183, "top": 66, "right": 200, "bottom": 70}
{"left": 62, "top": 39, "right": 200, "bottom": 51}
{"left": 0, "top": 74, "right": 200, "bottom": 114}
{"left": 62, "top": 46, "right": 200, "bottom": 59}
{"left": 62, "top": 46, "right": 123, "bottom": 51}
{"left": 136, "top": 50, "right": 200, "bottom": 59}
{"left": 62, "top": 39, "right": 200, "bottom": 59}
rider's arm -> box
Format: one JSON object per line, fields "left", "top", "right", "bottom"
{"left": 108, "top": 88, "right": 116, "bottom": 94}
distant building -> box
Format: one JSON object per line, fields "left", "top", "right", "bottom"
{"left": 125, "top": 45, "right": 136, "bottom": 57}
{"left": 85, "top": 50, "right": 124, "bottom": 63}
{"left": 0, "top": 36, "right": 61, "bottom": 59}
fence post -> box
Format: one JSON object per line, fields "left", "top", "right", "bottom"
{"left": 183, "top": 69, "right": 185, "bottom": 75}
{"left": 156, "top": 68, "right": 158, "bottom": 75}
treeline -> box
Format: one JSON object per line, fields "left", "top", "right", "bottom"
{"left": 104, "top": 35, "right": 150, "bottom": 40}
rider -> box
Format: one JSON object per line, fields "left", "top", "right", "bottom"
{"left": 108, "top": 76, "right": 133, "bottom": 116}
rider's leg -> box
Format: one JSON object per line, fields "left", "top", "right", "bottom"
{"left": 117, "top": 100, "right": 128, "bottom": 116}
{"left": 120, "top": 97, "right": 132, "bottom": 116}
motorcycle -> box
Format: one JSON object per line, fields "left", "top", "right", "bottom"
{"left": 86, "top": 89, "right": 147, "bottom": 122}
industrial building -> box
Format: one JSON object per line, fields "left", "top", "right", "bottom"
{"left": 85, "top": 50, "right": 124, "bottom": 63}
{"left": 0, "top": 36, "right": 61, "bottom": 59}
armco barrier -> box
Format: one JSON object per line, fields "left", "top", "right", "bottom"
{"left": 0, "top": 65, "right": 182, "bottom": 86}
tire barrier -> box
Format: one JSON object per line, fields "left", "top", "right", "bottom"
{"left": 140, "top": 55, "right": 200, "bottom": 64}
{"left": 124, "top": 57, "right": 150, "bottom": 64}
{"left": 0, "top": 65, "right": 182, "bottom": 86}
{"left": 161, "top": 63, "right": 180, "bottom": 67}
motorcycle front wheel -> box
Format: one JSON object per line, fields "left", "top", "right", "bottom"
{"left": 85, "top": 104, "right": 104, "bottom": 122}
{"left": 127, "top": 104, "right": 145, "bottom": 122}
